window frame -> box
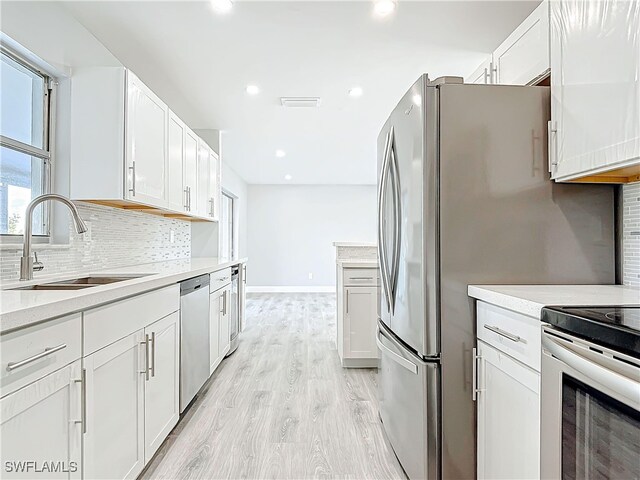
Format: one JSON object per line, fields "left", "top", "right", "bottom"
{"left": 0, "top": 45, "right": 54, "bottom": 243}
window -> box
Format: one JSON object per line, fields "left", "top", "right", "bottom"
{"left": 219, "top": 192, "right": 235, "bottom": 259}
{"left": 0, "top": 47, "right": 52, "bottom": 238}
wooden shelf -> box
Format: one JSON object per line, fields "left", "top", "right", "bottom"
{"left": 569, "top": 164, "right": 640, "bottom": 184}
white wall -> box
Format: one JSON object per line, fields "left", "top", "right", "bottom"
{"left": 246, "top": 185, "right": 377, "bottom": 289}
{"left": 222, "top": 161, "right": 248, "bottom": 259}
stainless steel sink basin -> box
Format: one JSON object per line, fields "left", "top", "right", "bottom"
{"left": 9, "top": 275, "right": 150, "bottom": 291}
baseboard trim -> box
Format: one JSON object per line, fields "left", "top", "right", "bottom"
{"left": 246, "top": 286, "right": 335, "bottom": 293}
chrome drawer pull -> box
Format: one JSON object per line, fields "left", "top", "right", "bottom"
{"left": 484, "top": 324, "right": 523, "bottom": 343}
{"left": 7, "top": 343, "right": 67, "bottom": 371}
{"left": 349, "top": 277, "right": 374, "bottom": 280}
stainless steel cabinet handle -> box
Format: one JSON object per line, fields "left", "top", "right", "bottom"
{"left": 376, "top": 327, "right": 418, "bottom": 374}
{"left": 472, "top": 347, "right": 483, "bottom": 401}
{"left": 141, "top": 334, "right": 150, "bottom": 381}
{"left": 548, "top": 121, "right": 558, "bottom": 172}
{"left": 483, "top": 68, "right": 489, "bottom": 84}
{"left": 349, "top": 277, "right": 373, "bottom": 280}
{"left": 223, "top": 290, "right": 227, "bottom": 315}
{"left": 484, "top": 324, "right": 523, "bottom": 343}
{"left": 7, "top": 343, "right": 67, "bottom": 371}
{"left": 184, "top": 187, "right": 189, "bottom": 210}
{"left": 187, "top": 187, "right": 192, "bottom": 211}
{"left": 209, "top": 198, "right": 214, "bottom": 216}
{"left": 150, "top": 331, "right": 156, "bottom": 378}
{"left": 490, "top": 62, "right": 497, "bottom": 83}
{"left": 74, "top": 369, "right": 87, "bottom": 434}
{"left": 346, "top": 289, "right": 349, "bottom": 313}
{"left": 129, "top": 161, "right": 136, "bottom": 196}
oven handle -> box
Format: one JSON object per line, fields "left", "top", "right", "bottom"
{"left": 543, "top": 334, "right": 640, "bottom": 409}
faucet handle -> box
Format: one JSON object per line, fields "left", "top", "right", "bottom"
{"left": 33, "top": 252, "right": 44, "bottom": 272}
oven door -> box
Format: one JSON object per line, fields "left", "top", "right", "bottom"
{"left": 541, "top": 327, "right": 640, "bottom": 480}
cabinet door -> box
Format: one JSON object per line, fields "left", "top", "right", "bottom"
{"left": 144, "top": 312, "right": 179, "bottom": 463}
{"left": 84, "top": 331, "right": 145, "bottom": 480}
{"left": 344, "top": 286, "right": 377, "bottom": 358}
{"left": 476, "top": 341, "right": 539, "bottom": 480}
{"left": 550, "top": 0, "right": 640, "bottom": 180}
{"left": 167, "top": 112, "right": 186, "bottom": 212}
{"left": 466, "top": 57, "right": 493, "bottom": 84}
{"left": 493, "top": 0, "right": 549, "bottom": 85}
{"left": 208, "top": 150, "right": 221, "bottom": 220}
{"left": 0, "top": 360, "right": 82, "bottom": 479}
{"left": 196, "top": 140, "right": 211, "bottom": 217}
{"left": 209, "top": 290, "right": 222, "bottom": 374}
{"left": 184, "top": 128, "right": 198, "bottom": 214}
{"left": 126, "top": 71, "right": 168, "bottom": 207}
{"left": 218, "top": 286, "right": 231, "bottom": 358}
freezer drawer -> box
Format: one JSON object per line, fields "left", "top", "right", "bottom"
{"left": 377, "top": 321, "right": 439, "bottom": 480}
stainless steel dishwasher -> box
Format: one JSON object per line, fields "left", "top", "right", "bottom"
{"left": 226, "top": 265, "right": 240, "bottom": 356}
{"left": 179, "top": 274, "right": 210, "bottom": 412}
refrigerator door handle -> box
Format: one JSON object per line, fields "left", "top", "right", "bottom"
{"left": 377, "top": 326, "right": 418, "bottom": 374}
{"left": 388, "top": 130, "right": 401, "bottom": 313}
{"left": 378, "top": 128, "right": 393, "bottom": 313}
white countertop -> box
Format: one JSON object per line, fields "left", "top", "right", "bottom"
{"left": 468, "top": 285, "right": 640, "bottom": 318}
{"left": 0, "top": 257, "right": 246, "bottom": 333}
{"left": 333, "top": 242, "right": 377, "bottom": 247}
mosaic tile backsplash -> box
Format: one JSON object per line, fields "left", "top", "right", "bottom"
{"left": 623, "top": 183, "right": 640, "bottom": 286}
{"left": 0, "top": 202, "right": 191, "bottom": 282}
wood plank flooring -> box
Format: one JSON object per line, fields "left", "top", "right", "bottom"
{"left": 141, "top": 293, "right": 406, "bottom": 480}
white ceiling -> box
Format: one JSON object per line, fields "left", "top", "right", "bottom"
{"left": 63, "top": 0, "right": 539, "bottom": 185}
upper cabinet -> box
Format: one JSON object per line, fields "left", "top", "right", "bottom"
{"left": 549, "top": 0, "right": 640, "bottom": 183}
{"left": 493, "top": 0, "right": 549, "bottom": 85}
{"left": 69, "top": 67, "right": 222, "bottom": 220}
{"left": 465, "top": 1, "right": 550, "bottom": 86}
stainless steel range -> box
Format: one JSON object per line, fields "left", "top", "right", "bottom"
{"left": 540, "top": 306, "right": 640, "bottom": 479}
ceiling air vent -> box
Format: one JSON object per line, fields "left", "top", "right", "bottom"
{"left": 280, "top": 97, "right": 321, "bottom": 108}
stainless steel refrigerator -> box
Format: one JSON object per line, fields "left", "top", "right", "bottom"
{"left": 376, "top": 75, "right": 615, "bottom": 480}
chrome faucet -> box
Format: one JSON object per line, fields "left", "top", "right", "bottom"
{"left": 20, "top": 194, "right": 88, "bottom": 281}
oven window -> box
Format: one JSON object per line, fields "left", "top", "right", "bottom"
{"left": 562, "top": 376, "right": 640, "bottom": 480}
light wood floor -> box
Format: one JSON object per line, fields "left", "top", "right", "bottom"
{"left": 141, "top": 293, "right": 406, "bottom": 480}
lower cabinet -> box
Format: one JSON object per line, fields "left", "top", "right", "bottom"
{"left": 83, "top": 331, "right": 146, "bottom": 480}
{"left": 209, "top": 284, "right": 231, "bottom": 375}
{"left": 344, "top": 286, "right": 378, "bottom": 359}
{"left": 144, "top": 312, "right": 180, "bottom": 463}
{"left": 218, "top": 285, "right": 231, "bottom": 359}
{"left": 476, "top": 339, "right": 540, "bottom": 480}
{"left": 0, "top": 360, "right": 83, "bottom": 479}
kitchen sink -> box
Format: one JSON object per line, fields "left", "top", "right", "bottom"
{"left": 9, "top": 275, "right": 151, "bottom": 291}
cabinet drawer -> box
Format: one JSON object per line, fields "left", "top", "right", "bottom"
{"left": 84, "top": 285, "right": 179, "bottom": 355}
{"left": 0, "top": 314, "right": 82, "bottom": 398}
{"left": 476, "top": 301, "right": 541, "bottom": 372}
{"left": 210, "top": 268, "right": 231, "bottom": 292}
{"left": 343, "top": 268, "right": 379, "bottom": 286}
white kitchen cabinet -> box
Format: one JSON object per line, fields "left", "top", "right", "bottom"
{"left": 197, "top": 140, "right": 211, "bottom": 218}
{"left": 550, "top": 0, "right": 640, "bottom": 182}
{"left": 209, "top": 150, "right": 221, "bottom": 221}
{"left": 0, "top": 360, "right": 82, "bottom": 479}
{"left": 476, "top": 340, "right": 540, "bottom": 480}
{"left": 69, "top": 66, "right": 222, "bottom": 219}
{"left": 218, "top": 284, "right": 231, "bottom": 360}
{"left": 167, "top": 112, "right": 186, "bottom": 212}
{"left": 143, "top": 312, "right": 180, "bottom": 463}
{"left": 83, "top": 330, "right": 145, "bottom": 480}
{"left": 466, "top": 56, "right": 493, "bottom": 84}
{"left": 209, "top": 288, "right": 222, "bottom": 375}
{"left": 336, "top": 265, "right": 380, "bottom": 368}
{"left": 125, "top": 71, "right": 168, "bottom": 207}
{"left": 184, "top": 127, "right": 199, "bottom": 214}
{"left": 493, "top": 0, "right": 549, "bottom": 85}
{"left": 344, "top": 287, "right": 377, "bottom": 358}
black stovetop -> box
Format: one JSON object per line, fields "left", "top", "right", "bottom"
{"left": 541, "top": 306, "right": 640, "bottom": 358}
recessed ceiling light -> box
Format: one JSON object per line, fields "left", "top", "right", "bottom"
{"left": 275, "top": 149, "right": 286, "bottom": 158}
{"left": 210, "top": 0, "right": 233, "bottom": 14}
{"left": 284, "top": 174, "right": 293, "bottom": 181}
{"left": 246, "top": 85, "right": 260, "bottom": 95}
{"left": 348, "top": 87, "right": 363, "bottom": 97}
{"left": 373, "top": 0, "right": 396, "bottom": 16}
